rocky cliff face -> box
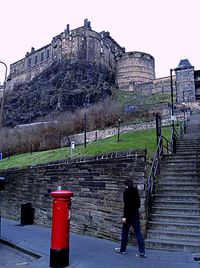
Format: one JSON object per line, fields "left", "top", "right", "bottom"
{"left": 3, "top": 59, "right": 115, "bottom": 127}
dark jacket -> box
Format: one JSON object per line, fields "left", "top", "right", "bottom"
{"left": 123, "top": 186, "right": 141, "bottom": 218}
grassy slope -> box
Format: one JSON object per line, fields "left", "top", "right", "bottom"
{"left": 0, "top": 90, "right": 173, "bottom": 170}
{"left": 0, "top": 126, "right": 172, "bottom": 170}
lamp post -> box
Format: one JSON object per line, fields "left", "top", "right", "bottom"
{"left": 117, "top": 118, "right": 121, "bottom": 142}
{"left": 183, "top": 90, "right": 186, "bottom": 134}
{"left": 175, "top": 81, "right": 178, "bottom": 103}
{"left": 183, "top": 90, "right": 185, "bottom": 120}
{"left": 170, "top": 65, "right": 185, "bottom": 153}
{"left": 170, "top": 68, "right": 175, "bottom": 136}
{"left": 170, "top": 65, "right": 185, "bottom": 152}
{"left": 84, "top": 114, "right": 87, "bottom": 148}
{"left": 0, "top": 61, "right": 7, "bottom": 130}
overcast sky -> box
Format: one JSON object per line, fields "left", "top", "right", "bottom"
{"left": 0, "top": 0, "right": 200, "bottom": 82}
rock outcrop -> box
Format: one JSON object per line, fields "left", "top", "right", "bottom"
{"left": 3, "top": 59, "right": 115, "bottom": 126}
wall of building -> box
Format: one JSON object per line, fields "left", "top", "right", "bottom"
{"left": 153, "top": 76, "right": 172, "bottom": 94}
{"left": 194, "top": 70, "right": 200, "bottom": 100}
{"left": 175, "top": 68, "right": 196, "bottom": 102}
{"left": 1, "top": 150, "right": 147, "bottom": 243}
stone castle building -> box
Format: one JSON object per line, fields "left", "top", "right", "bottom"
{"left": 6, "top": 19, "right": 200, "bottom": 103}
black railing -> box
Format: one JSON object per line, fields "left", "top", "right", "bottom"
{"left": 147, "top": 116, "right": 191, "bottom": 211}
{"left": 147, "top": 133, "right": 173, "bottom": 211}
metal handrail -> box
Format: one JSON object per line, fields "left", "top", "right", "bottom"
{"left": 147, "top": 135, "right": 162, "bottom": 206}
{"left": 147, "top": 113, "right": 191, "bottom": 213}
{"left": 147, "top": 132, "right": 173, "bottom": 210}
{"left": 162, "top": 135, "right": 173, "bottom": 154}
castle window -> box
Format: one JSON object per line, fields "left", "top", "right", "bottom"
{"left": 28, "top": 58, "right": 31, "bottom": 67}
{"left": 47, "top": 50, "right": 50, "bottom": 59}
{"left": 41, "top": 52, "right": 44, "bottom": 61}
{"left": 35, "top": 56, "right": 37, "bottom": 64}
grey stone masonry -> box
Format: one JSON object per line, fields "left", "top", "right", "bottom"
{"left": 1, "top": 149, "right": 147, "bottom": 244}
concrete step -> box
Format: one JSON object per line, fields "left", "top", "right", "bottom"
{"left": 148, "top": 221, "right": 200, "bottom": 232}
{"left": 176, "top": 146, "right": 200, "bottom": 150}
{"left": 156, "top": 189, "right": 200, "bottom": 195}
{"left": 176, "top": 144, "right": 199, "bottom": 147}
{"left": 176, "top": 144, "right": 199, "bottom": 148}
{"left": 162, "top": 158, "right": 199, "bottom": 164}
{"left": 154, "top": 194, "right": 200, "bottom": 201}
{"left": 156, "top": 183, "right": 200, "bottom": 190}
{"left": 161, "top": 163, "right": 197, "bottom": 168}
{"left": 149, "top": 213, "right": 200, "bottom": 224}
{"left": 157, "top": 181, "right": 199, "bottom": 185}
{"left": 176, "top": 140, "right": 200, "bottom": 144}
{"left": 160, "top": 170, "right": 198, "bottom": 176}
{"left": 173, "top": 153, "right": 199, "bottom": 158}
{"left": 145, "top": 237, "right": 200, "bottom": 252}
{"left": 176, "top": 149, "right": 199, "bottom": 153}
{"left": 161, "top": 160, "right": 197, "bottom": 165}
{"left": 158, "top": 175, "right": 199, "bottom": 182}
{"left": 176, "top": 140, "right": 199, "bottom": 143}
{"left": 152, "top": 206, "right": 200, "bottom": 216}
{"left": 147, "top": 229, "right": 200, "bottom": 242}
{"left": 153, "top": 200, "right": 200, "bottom": 209}
{"left": 176, "top": 147, "right": 199, "bottom": 151}
{"left": 160, "top": 168, "right": 198, "bottom": 174}
{"left": 175, "top": 151, "right": 199, "bottom": 154}
{"left": 168, "top": 152, "right": 198, "bottom": 158}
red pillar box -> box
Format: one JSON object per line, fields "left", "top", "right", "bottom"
{"left": 50, "top": 190, "right": 74, "bottom": 268}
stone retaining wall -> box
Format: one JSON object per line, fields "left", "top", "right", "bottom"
{"left": 1, "top": 149, "right": 147, "bottom": 243}
{"left": 65, "top": 117, "right": 171, "bottom": 147}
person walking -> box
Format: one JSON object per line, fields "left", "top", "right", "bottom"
{"left": 114, "top": 179, "right": 146, "bottom": 258}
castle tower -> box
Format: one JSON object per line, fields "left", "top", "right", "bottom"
{"left": 175, "top": 59, "right": 196, "bottom": 103}
{"left": 115, "top": 51, "right": 155, "bottom": 90}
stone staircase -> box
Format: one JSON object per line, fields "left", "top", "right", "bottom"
{"left": 145, "top": 113, "right": 200, "bottom": 252}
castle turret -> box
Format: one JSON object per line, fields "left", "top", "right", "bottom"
{"left": 116, "top": 51, "right": 155, "bottom": 90}
{"left": 65, "top": 24, "right": 70, "bottom": 35}
{"left": 84, "top": 19, "right": 91, "bottom": 30}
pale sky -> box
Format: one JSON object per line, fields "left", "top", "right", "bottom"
{"left": 0, "top": 0, "right": 200, "bottom": 83}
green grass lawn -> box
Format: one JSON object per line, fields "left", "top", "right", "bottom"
{"left": 0, "top": 126, "right": 172, "bottom": 170}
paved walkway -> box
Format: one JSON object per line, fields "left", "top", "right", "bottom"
{"left": 0, "top": 242, "right": 35, "bottom": 268}
{"left": 0, "top": 218, "right": 199, "bottom": 268}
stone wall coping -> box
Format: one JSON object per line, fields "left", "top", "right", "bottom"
{"left": 0, "top": 149, "right": 146, "bottom": 173}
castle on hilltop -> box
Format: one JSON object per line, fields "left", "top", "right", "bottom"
{"left": 6, "top": 19, "right": 200, "bottom": 103}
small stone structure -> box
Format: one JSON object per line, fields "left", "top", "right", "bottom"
{"left": 1, "top": 150, "right": 147, "bottom": 243}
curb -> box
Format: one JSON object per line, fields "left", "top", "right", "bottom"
{"left": 0, "top": 238, "right": 41, "bottom": 259}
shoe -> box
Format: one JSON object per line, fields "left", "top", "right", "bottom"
{"left": 136, "top": 252, "right": 147, "bottom": 258}
{"left": 114, "top": 248, "right": 127, "bottom": 255}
